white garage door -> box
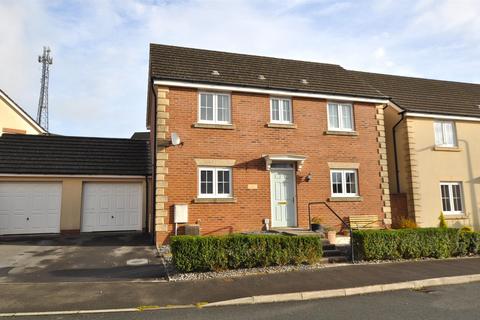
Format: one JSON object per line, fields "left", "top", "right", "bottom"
{"left": 81, "top": 182, "right": 143, "bottom": 232}
{"left": 0, "top": 182, "right": 62, "bottom": 235}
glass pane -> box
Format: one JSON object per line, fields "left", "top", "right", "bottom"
{"left": 282, "top": 100, "right": 291, "bottom": 122}
{"left": 272, "top": 99, "right": 280, "bottom": 121}
{"left": 332, "top": 172, "right": 343, "bottom": 194}
{"left": 441, "top": 184, "right": 451, "bottom": 211}
{"left": 452, "top": 184, "right": 462, "bottom": 211}
{"left": 345, "top": 172, "right": 356, "bottom": 194}
{"left": 342, "top": 105, "right": 353, "bottom": 129}
{"left": 217, "top": 170, "right": 230, "bottom": 195}
{"left": 200, "top": 93, "right": 214, "bottom": 121}
{"left": 443, "top": 122, "right": 455, "bottom": 146}
{"left": 328, "top": 104, "right": 339, "bottom": 129}
{"left": 200, "top": 170, "right": 213, "bottom": 194}
{"left": 217, "top": 95, "right": 230, "bottom": 122}
{"left": 206, "top": 171, "right": 213, "bottom": 193}
{"left": 434, "top": 122, "right": 444, "bottom": 145}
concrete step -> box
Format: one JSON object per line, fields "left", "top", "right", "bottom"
{"left": 320, "top": 255, "right": 349, "bottom": 263}
{"left": 322, "top": 249, "right": 344, "bottom": 257}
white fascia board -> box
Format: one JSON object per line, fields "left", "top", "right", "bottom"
{"left": 153, "top": 80, "right": 390, "bottom": 104}
{"left": 405, "top": 112, "right": 480, "bottom": 122}
{"left": 0, "top": 91, "right": 46, "bottom": 133}
{"left": 387, "top": 101, "right": 404, "bottom": 113}
{"left": 0, "top": 174, "right": 147, "bottom": 179}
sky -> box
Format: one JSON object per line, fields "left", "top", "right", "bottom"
{"left": 1, "top": 0, "right": 479, "bottom": 138}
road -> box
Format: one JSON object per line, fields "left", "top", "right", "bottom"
{"left": 11, "top": 282, "right": 480, "bottom": 320}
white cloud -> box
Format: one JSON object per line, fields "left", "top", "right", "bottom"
{"left": 0, "top": 0, "right": 479, "bottom": 137}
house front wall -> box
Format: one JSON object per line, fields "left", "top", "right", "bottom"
{"left": 405, "top": 117, "right": 480, "bottom": 229}
{"left": 154, "top": 86, "right": 390, "bottom": 244}
{"left": 0, "top": 96, "right": 43, "bottom": 135}
{"left": 0, "top": 176, "right": 148, "bottom": 232}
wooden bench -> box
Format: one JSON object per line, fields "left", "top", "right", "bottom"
{"left": 348, "top": 215, "right": 382, "bottom": 230}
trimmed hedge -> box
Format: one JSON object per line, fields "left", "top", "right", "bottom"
{"left": 353, "top": 228, "right": 480, "bottom": 261}
{"left": 170, "top": 234, "right": 323, "bottom": 272}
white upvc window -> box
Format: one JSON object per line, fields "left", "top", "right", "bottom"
{"left": 327, "top": 102, "right": 354, "bottom": 131}
{"left": 440, "top": 182, "right": 464, "bottom": 215}
{"left": 330, "top": 169, "right": 358, "bottom": 197}
{"left": 270, "top": 97, "right": 292, "bottom": 124}
{"left": 198, "top": 167, "right": 232, "bottom": 198}
{"left": 434, "top": 121, "right": 456, "bottom": 147}
{"left": 198, "top": 92, "right": 231, "bottom": 124}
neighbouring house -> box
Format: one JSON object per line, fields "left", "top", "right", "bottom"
{"left": 0, "top": 134, "right": 151, "bottom": 235}
{"left": 0, "top": 89, "right": 46, "bottom": 135}
{"left": 354, "top": 71, "right": 480, "bottom": 229}
{"left": 147, "top": 44, "right": 392, "bottom": 245}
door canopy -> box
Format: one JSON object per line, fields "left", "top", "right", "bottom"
{"left": 262, "top": 154, "right": 307, "bottom": 171}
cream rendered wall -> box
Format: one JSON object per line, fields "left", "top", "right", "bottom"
{"left": 0, "top": 96, "right": 43, "bottom": 135}
{"left": 0, "top": 176, "right": 148, "bottom": 231}
{"left": 410, "top": 117, "right": 480, "bottom": 229}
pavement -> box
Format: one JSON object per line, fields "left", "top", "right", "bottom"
{"left": 11, "top": 282, "right": 480, "bottom": 320}
{"left": 1, "top": 255, "right": 480, "bottom": 314}
{"left": 0, "top": 233, "right": 166, "bottom": 283}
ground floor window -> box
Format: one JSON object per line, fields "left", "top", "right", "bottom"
{"left": 330, "top": 169, "right": 358, "bottom": 197}
{"left": 198, "top": 167, "right": 232, "bottom": 198}
{"left": 440, "top": 182, "right": 464, "bottom": 214}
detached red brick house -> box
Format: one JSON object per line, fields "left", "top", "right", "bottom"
{"left": 147, "top": 44, "right": 392, "bottom": 245}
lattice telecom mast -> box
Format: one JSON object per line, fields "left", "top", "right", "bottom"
{"left": 37, "top": 46, "right": 53, "bottom": 130}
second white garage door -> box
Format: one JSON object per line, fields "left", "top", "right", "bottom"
{"left": 81, "top": 182, "right": 143, "bottom": 232}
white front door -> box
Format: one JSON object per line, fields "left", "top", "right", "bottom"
{"left": 0, "top": 182, "right": 62, "bottom": 235}
{"left": 81, "top": 182, "right": 143, "bottom": 232}
{"left": 270, "top": 169, "right": 296, "bottom": 227}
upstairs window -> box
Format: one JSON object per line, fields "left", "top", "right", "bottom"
{"left": 199, "top": 92, "right": 231, "bottom": 124}
{"left": 327, "top": 102, "right": 354, "bottom": 131}
{"left": 440, "top": 182, "right": 464, "bottom": 214}
{"left": 434, "top": 121, "right": 456, "bottom": 147}
{"left": 330, "top": 169, "right": 358, "bottom": 197}
{"left": 270, "top": 98, "right": 292, "bottom": 124}
{"left": 198, "top": 167, "right": 232, "bottom": 198}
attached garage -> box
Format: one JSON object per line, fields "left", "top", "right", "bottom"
{"left": 81, "top": 182, "right": 143, "bottom": 232}
{"left": 0, "top": 134, "right": 151, "bottom": 236}
{"left": 0, "top": 182, "right": 61, "bottom": 235}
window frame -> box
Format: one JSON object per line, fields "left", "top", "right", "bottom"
{"left": 327, "top": 102, "right": 355, "bottom": 132}
{"left": 270, "top": 97, "right": 293, "bottom": 124}
{"left": 439, "top": 182, "right": 464, "bottom": 215}
{"left": 434, "top": 121, "right": 457, "bottom": 147}
{"left": 197, "top": 167, "right": 233, "bottom": 198}
{"left": 198, "top": 92, "right": 231, "bottom": 125}
{"left": 330, "top": 169, "right": 359, "bottom": 197}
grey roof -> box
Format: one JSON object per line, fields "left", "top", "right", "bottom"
{"left": 149, "top": 44, "right": 386, "bottom": 99}
{"left": 352, "top": 71, "right": 480, "bottom": 118}
{"left": 0, "top": 134, "right": 151, "bottom": 176}
{"left": 131, "top": 131, "right": 150, "bottom": 140}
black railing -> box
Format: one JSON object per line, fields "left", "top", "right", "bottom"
{"left": 308, "top": 201, "right": 354, "bottom": 263}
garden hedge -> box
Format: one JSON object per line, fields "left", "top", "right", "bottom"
{"left": 353, "top": 228, "right": 480, "bottom": 261}
{"left": 170, "top": 234, "right": 323, "bottom": 272}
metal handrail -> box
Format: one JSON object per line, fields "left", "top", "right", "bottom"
{"left": 308, "top": 201, "right": 354, "bottom": 263}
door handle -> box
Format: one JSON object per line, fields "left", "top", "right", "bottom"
{"left": 26, "top": 217, "right": 30, "bottom": 221}
{"left": 111, "top": 216, "right": 114, "bottom": 219}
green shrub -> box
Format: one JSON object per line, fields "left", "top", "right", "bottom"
{"left": 439, "top": 212, "right": 448, "bottom": 228}
{"left": 170, "top": 234, "right": 323, "bottom": 272}
{"left": 353, "top": 228, "right": 480, "bottom": 261}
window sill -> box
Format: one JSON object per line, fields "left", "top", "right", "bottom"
{"left": 443, "top": 214, "right": 468, "bottom": 220}
{"left": 266, "top": 123, "right": 297, "bottom": 129}
{"left": 324, "top": 130, "right": 358, "bottom": 136}
{"left": 193, "top": 197, "right": 237, "bottom": 203}
{"left": 193, "top": 123, "right": 235, "bottom": 130}
{"left": 433, "top": 146, "right": 461, "bottom": 152}
{"left": 328, "top": 196, "right": 363, "bottom": 202}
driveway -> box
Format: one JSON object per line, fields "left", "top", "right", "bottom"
{"left": 0, "top": 233, "right": 166, "bottom": 283}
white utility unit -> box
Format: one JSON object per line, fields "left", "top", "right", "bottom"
{"left": 0, "top": 182, "right": 62, "bottom": 235}
{"left": 81, "top": 182, "right": 143, "bottom": 232}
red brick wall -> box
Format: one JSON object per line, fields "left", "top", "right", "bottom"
{"left": 156, "top": 87, "right": 384, "bottom": 241}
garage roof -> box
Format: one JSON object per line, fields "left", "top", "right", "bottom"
{"left": 0, "top": 134, "right": 151, "bottom": 176}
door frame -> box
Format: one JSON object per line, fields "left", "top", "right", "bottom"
{"left": 269, "top": 165, "right": 298, "bottom": 228}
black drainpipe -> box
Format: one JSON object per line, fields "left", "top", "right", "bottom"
{"left": 150, "top": 78, "right": 158, "bottom": 245}
{"left": 392, "top": 111, "right": 405, "bottom": 193}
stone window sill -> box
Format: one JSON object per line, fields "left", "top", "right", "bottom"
{"left": 266, "top": 123, "right": 297, "bottom": 129}
{"left": 444, "top": 214, "right": 468, "bottom": 220}
{"left": 433, "top": 146, "right": 462, "bottom": 152}
{"left": 192, "top": 123, "right": 235, "bottom": 130}
{"left": 193, "top": 197, "right": 237, "bottom": 203}
{"left": 324, "top": 130, "right": 359, "bottom": 136}
{"left": 328, "top": 196, "right": 363, "bottom": 202}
